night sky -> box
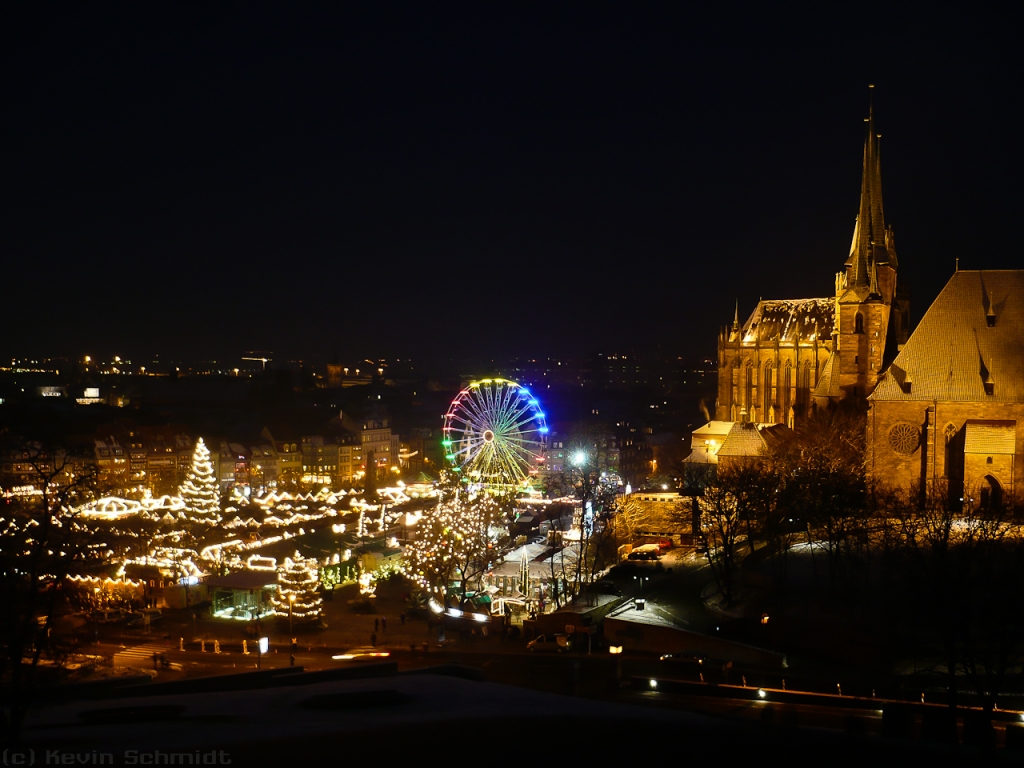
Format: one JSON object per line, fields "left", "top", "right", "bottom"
{"left": 4, "top": 5, "right": 1021, "bottom": 364}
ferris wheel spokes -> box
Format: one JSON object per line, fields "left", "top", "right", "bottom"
{"left": 441, "top": 378, "right": 547, "bottom": 489}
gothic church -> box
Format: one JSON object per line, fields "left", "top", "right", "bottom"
{"left": 715, "top": 101, "right": 910, "bottom": 426}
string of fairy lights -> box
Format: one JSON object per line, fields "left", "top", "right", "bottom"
{"left": 269, "top": 552, "right": 324, "bottom": 622}
{"left": 52, "top": 379, "right": 562, "bottom": 616}
{"left": 60, "top": 437, "right": 444, "bottom": 615}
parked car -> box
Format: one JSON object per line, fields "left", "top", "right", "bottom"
{"left": 527, "top": 634, "right": 572, "bottom": 653}
{"left": 126, "top": 608, "right": 162, "bottom": 627}
{"left": 627, "top": 549, "right": 659, "bottom": 561}
{"left": 594, "top": 581, "right": 622, "bottom": 595}
{"left": 659, "top": 652, "right": 706, "bottom": 666}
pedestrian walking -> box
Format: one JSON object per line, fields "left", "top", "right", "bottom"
{"left": 381, "top": 616, "right": 387, "bottom": 632}
{"left": 399, "top": 612, "right": 406, "bottom": 626}
{"left": 371, "top": 632, "right": 377, "bottom": 647}
{"left": 374, "top": 618, "right": 379, "bottom": 633}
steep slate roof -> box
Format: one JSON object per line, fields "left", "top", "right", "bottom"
{"left": 963, "top": 421, "right": 1016, "bottom": 454}
{"left": 812, "top": 352, "right": 842, "bottom": 398}
{"left": 717, "top": 422, "right": 792, "bottom": 458}
{"left": 844, "top": 99, "right": 897, "bottom": 288}
{"left": 870, "top": 270, "right": 1024, "bottom": 402}
{"left": 737, "top": 298, "right": 834, "bottom": 344}
{"left": 691, "top": 421, "right": 734, "bottom": 439}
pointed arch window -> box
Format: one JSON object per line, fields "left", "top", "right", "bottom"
{"left": 854, "top": 313, "right": 864, "bottom": 334}
{"left": 744, "top": 363, "right": 753, "bottom": 415}
{"left": 782, "top": 364, "right": 792, "bottom": 421}
{"left": 762, "top": 364, "right": 774, "bottom": 422}
{"left": 943, "top": 423, "right": 959, "bottom": 479}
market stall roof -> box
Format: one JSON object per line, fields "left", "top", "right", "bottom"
{"left": 204, "top": 571, "right": 276, "bottom": 590}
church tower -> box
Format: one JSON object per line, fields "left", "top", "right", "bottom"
{"left": 815, "top": 88, "right": 910, "bottom": 405}
{"left": 715, "top": 89, "right": 909, "bottom": 426}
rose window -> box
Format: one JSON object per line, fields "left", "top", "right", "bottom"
{"left": 888, "top": 422, "right": 920, "bottom": 455}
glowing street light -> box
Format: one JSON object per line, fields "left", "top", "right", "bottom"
{"left": 572, "top": 452, "right": 588, "bottom": 467}
{"left": 257, "top": 636, "right": 269, "bottom": 670}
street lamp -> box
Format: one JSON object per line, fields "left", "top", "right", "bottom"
{"left": 257, "top": 636, "right": 268, "bottom": 670}
{"left": 569, "top": 451, "right": 592, "bottom": 512}
{"left": 610, "top": 645, "right": 623, "bottom": 682}
{"left": 288, "top": 594, "right": 297, "bottom": 667}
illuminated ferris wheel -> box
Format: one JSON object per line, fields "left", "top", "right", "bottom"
{"left": 442, "top": 378, "right": 548, "bottom": 488}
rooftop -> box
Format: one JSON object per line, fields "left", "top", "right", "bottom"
{"left": 871, "top": 270, "right": 1024, "bottom": 402}
{"left": 204, "top": 571, "right": 277, "bottom": 591}
{"left": 733, "top": 298, "right": 834, "bottom": 345}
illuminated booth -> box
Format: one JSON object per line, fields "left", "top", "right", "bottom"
{"left": 206, "top": 570, "right": 277, "bottom": 621}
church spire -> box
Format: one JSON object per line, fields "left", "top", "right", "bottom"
{"left": 845, "top": 85, "right": 897, "bottom": 287}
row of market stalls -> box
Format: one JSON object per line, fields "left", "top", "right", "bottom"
{"left": 484, "top": 540, "right": 586, "bottom": 619}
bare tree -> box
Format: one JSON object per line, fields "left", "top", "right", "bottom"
{"left": 546, "top": 508, "right": 619, "bottom": 608}
{"left": 770, "top": 405, "right": 868, "bottom": 591}
{"left": 612, "top": 495, "right": 652, "bottom": 549}
{"left": 741, "top": 453, "right": 800, "bottom": 590}
{"left": 696, "top": 473, "right": 745, "bottom": 606}
{"left": 873, "top": 476, "right": 1024, "bottom": 733}
{"left": 551, "top": 441, "right": 620, "bottom": 604}
{"left": 0, "top": 443, "right": 99, "bottom": 744}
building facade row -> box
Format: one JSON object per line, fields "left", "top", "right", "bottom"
{"left": 1, "top": 417, "right": 405, "bottom": 498}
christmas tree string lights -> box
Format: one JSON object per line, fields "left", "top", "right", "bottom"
{"left": 178, "top": 438, "right": 222, "bottom": 522}
{"left": 271, "top": 551, "right": 324, "bottom": 623}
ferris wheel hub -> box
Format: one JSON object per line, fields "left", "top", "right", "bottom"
{"left": 483, "top": 430, "right": 495, "bottom": 443}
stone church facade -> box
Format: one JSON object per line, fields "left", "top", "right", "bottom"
{"left": 716, "top": 102, "right": 910, "bottom": 426}
{"left": 867, "top": 270, "right": 1024, "bottom": 507}
{"left": 709, "top": 96, "right": 1022, "bottom": 508}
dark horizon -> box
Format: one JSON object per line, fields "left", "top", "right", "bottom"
{"left": 5, "top": 6, "right": 1021, "bottom": 363}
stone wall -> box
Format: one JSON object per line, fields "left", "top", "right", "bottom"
{"left": 866, "top": 399, "right": 1024, "bottom": 499}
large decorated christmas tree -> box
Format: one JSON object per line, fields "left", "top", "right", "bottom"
{"left": 404, "top": 488, "right": 503, "bottom": 608}
{"left": 271, "top": 552, "right": 324, "bottom": 624}
{"left": 179, "top": 437, "right": 221, "bottom": 522}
